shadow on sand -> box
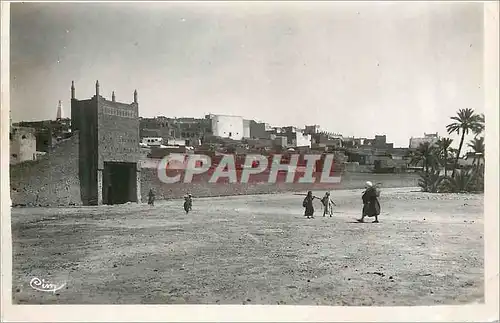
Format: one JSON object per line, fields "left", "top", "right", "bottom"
{"left": 348, "top": 219, "right": 380, "bottom": 224}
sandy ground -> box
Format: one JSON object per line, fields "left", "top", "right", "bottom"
{"left": 11, "top": 187, "right": 484, "bottom": 305}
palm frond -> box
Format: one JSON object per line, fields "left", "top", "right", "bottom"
{"left": 440, "top": 170, "right": 475, "bottom": 193}
{"left": 418, "top": 171, "right": 445, "bottom": 193}
{"left": 467, "top": 136, "right": 485, "bottom": 153}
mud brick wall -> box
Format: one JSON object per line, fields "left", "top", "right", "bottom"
{"left": 140, "top": 168, "right": 420, "bottom": 201}
{"left": 10, "top": 132, "right": 82, "bottom": 207}
{"left": 98, "top": 99, "right": 140, "bottom": 165}
{"left": 75, "top": 99, "right": 99, "bottom": 205}
{"left": 10, "top": 132, "right": 419, "bottom": 207}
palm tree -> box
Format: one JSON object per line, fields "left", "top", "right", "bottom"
{"left": 448, "top": 147, "right": 459, "bottom": 159}
{"left": 441, "top": 169, "right": 475, "bottom": 193}
{"left": 467, "top": 136, "right": 485, "bottom": 166}
{"left": 418, "top": 169, "right": 445, "bottom": 193}
{"left": 472, "top": 113, "right": 485, "bottom": 137}
{"left": 410, "top": 142, "right": 439, "bottom": 173}
{"left": 467, "top": 136, "right": 485, "bottom": 190}
{"left": 446, "top": 108, "right": 483, "bottom": 178}
{"left": 436, "top": 137, "right": 453, "bottom": 177}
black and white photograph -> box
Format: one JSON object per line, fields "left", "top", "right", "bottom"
{"left": 1, "top": 1, "right": 498, "bottom": 321}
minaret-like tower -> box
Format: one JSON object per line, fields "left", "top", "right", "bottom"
{"left": 71, "top": 80, "right": 75, "bottom": 99}
{"left": 133, "top": 89, "right": 138, "bottom": 104}
{"left": 96, "top": 80, "right": 100, "bottom": 97}
{"left": 112, "top": 91, "right": 116, "bottom": 102}
{"left": 56, "top": 100, "right": 64, "bottom": 120}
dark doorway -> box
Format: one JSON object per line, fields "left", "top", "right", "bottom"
{"left": 103, "top": 162, "right": 137, "bottom": 205}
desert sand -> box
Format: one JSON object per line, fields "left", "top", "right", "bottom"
{"left": 11, "top": 187, "right": 483, "bottom": 305}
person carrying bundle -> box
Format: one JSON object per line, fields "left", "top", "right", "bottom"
{"left": 358, "top": 181, "right": 381, "bottom": 223}
{"left": 303, "top": 191, "right": 319, "bottom": 219}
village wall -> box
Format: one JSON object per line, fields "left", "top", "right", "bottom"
{"left": 10, "top": 132, "right": 82, "bottom": 207}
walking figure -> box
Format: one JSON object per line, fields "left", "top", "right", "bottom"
{"left": 358, "top": 181, "right": 381, "bottom": 223}
{"left": 321, "top": 192, "right": 336, "bottom": 217}
{"left": 184, "top": 194, "right": 193, "bottom": 214}
{"left": 147, "top": 188, "right": 155, "bottom": 206}
{"left": 303, "top": 191, "right": 318, "bottom": 219}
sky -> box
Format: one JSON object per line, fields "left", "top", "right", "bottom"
{"left": 10, "top": 1, "right": 484, "bottom": 148}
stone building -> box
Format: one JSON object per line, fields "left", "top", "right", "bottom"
{"left": 173, "top": 117, "right": 211, "bottom": 145}
{"left": 295, "top": 132, "right": 312, "bottom": 148}
{"left": 249, "top": 120, "right": 268, "bottom": 139}
{"left": 141, "top": 137, "right": 164, "bottom": 147}
{"left": 409, "top": 133, "right": 439, "bottom": 149}
{"left": 207, "top": 114, "right": 245, "bottom": 140}
{"left": 273, "top": 136, "right": 287, "bottom": 148}
{"left": 363, "top": 135, "right": 394, "bottom": 150}
{"left": 16, "top": 118, "right": 72, "bottom": 152}
{"left": 304, "top": 125, "right": 321, "bottom": 135}
{"left": 139, "top": 116, "right": 172, "bottom": 139}
{"left": 71, "top": 80, "right": 141, "bottom": 205}
{"left": 271, "top": 126, "right": 312, "bottom": 148}
{"left": 311, "top": 132, "right": 343, "bottom": 150}
{"left": 139, "top": 116, "right": 210, "bottom": 146}
{"left": 243, "top": 119, "right": 251, "bottom": 138}
{"left": 10, "top": 126, "right": 37, "bottom": 165}
{"left": 342, "top": 137, "right": 365, "bottom": 148}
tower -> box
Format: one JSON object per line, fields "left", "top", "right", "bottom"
{"left": 71, "top": 81, "right": 141, "bottom": 206}
{"left": 133, "top": 89, "right": 138, "bottom": 104}
{"left": 71, "top": 81, "right": 79, "bottom": 132}
{"left": 56, "top": 100, "right": 64, "bottom": 120}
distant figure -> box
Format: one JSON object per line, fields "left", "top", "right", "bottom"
{"left": 184, "top": 194, "right": 193, "bottom": 214}
{"left": 358, "top": 181, "right": 381, "bottom": 223}
{"left": 303, "top": 191, "right": 318, "bottom": 219}
{"left": 147, "top": 188, "right": 155, "bottom": 206}
{"left": 321, "top": 192, "right": 336, "bottom": 217}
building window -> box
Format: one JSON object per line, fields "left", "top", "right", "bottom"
{"left": 22, "top": 135, "right": 26, "bottom": 139}
{"left": 12, "top": 154, "right": 17, "bottom": 158}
